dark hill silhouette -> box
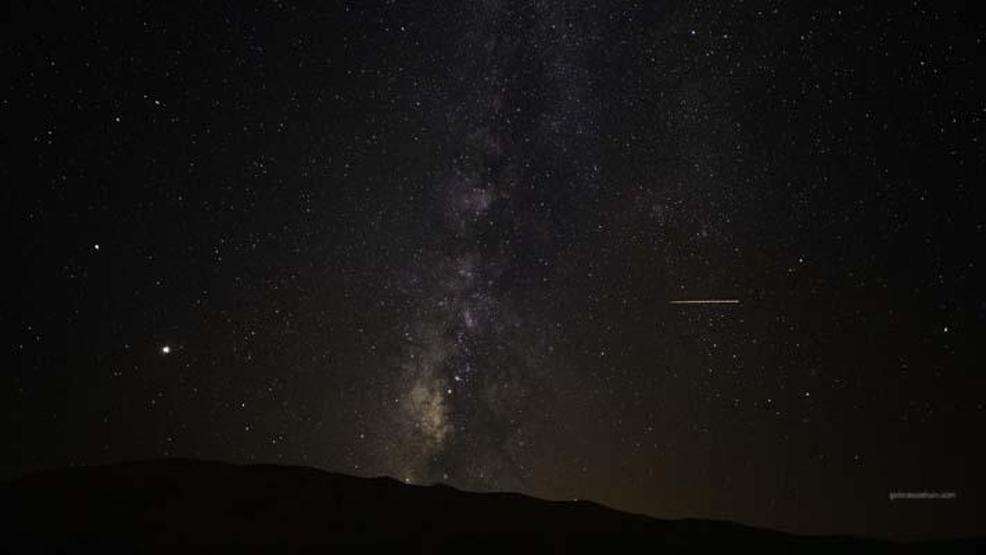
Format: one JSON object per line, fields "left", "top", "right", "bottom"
{"left": 2, "top": 459, "right": 980, "bottom": 552}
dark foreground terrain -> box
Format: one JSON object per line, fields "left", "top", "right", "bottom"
{"left": 2, "top": 459, "right": 980, "bottom": 552}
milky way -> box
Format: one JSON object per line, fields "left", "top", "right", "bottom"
{"left": 380, "top": 2, "right": 599, "bottom": 488}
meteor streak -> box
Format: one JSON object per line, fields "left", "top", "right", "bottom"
{"left": 669, "top": 299, "right": 740, "bottom": 305}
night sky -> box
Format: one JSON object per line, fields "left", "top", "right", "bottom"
{"left": 5, "top": 0, "right": 984, "bottom": 541}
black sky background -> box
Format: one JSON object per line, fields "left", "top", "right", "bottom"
{"left": 4, "top": 0, "right": 984, "bottom": 540}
